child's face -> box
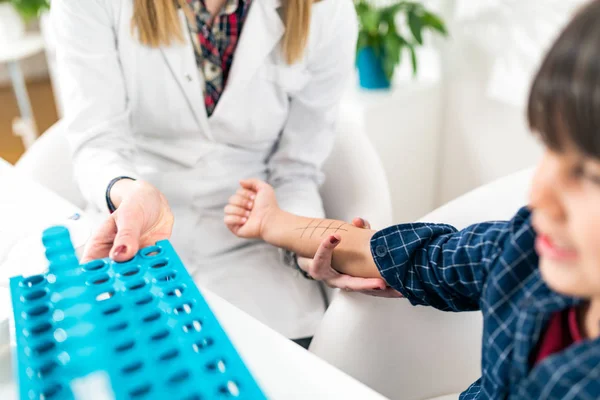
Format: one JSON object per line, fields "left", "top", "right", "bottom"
{"left": 530, "top": 148, "right": 600, "bottom": 298}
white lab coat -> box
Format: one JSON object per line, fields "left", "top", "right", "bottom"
{"left": 50, "top": 0, "right": 358, "bottom": 338}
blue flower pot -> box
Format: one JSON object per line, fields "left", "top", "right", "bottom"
{"left": 356, "top": 47, "right": 391, "bottom": 90}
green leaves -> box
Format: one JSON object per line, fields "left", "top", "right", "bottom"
{"left": 355, "top": 0, "right": 380, "bottom": 35}
{"left": 361, "top": 9, "right": 381, "bottom": 35}
{"left": 354, "top": 0, "right": 448, "bottom": 81}
{"left": 408, "top": 8, "right": 423, "bottom": 45}
{"left": 9, "top": 0, "right": 50, "bottom": 21}
{"left": 382, "top": 33, "right": 402, "bottom": 80}
{"left": 409, "top": 45, "right": 417, "bottom": 76}
{"left": 422, "top": 10, "right": 448, "bottom": 36}
{"left": 357, "top": 31, "right": 370, "bottom": 52}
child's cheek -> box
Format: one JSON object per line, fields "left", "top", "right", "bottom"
{"left": 574, "top": 214, "right": 600, "bottom": 295}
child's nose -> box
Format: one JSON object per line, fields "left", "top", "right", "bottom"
{"left": 529, "top": 152, "right": 565, "bottom": 221}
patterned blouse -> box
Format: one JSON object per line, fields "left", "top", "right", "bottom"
{"left": 185, "top": 0, "right": 252, "bottom": 116}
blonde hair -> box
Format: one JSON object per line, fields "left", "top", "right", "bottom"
{"left": 131, "top": 0, "right": 314, "bottom": 64}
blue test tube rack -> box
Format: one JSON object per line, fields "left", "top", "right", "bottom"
{"left": 9, "top": 226, "right": 266, "bottom": 400}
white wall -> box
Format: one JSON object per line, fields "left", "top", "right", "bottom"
{"left": 354, "top": 0, "right": 589, "bottom": 218}
{"left": 437, "top": 35, "right": 542, "bottom": 204}
{"left": 342, "top": 77, "right": 443, "bottom": 223}
{"left": 436, "top": 0, "right": 587, "bottom": 204}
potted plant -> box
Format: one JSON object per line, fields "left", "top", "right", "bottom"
{"left": 355, "top": 0, "right": 448, "bottom": 90}
{"left": 0, "top": 0, "right": 49, "bottom": 45}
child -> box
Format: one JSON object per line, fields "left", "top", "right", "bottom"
{"left": 225, "top": 1, "right": 600, "bottom": 398}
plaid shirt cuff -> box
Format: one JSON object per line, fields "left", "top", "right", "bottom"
{"left": 369, "top": 222, "right": 458, "bottom": 305}
{"left": 370, "top": 226, "right": 412, "bottom": 299}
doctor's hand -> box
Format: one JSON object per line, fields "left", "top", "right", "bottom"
{"left": 298, "top": 218, "right": 403, "bottom": 298}
{"left": 81, "top": 180, "right": 174, "bottom": 263}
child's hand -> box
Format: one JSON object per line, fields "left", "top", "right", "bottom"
{"left": 224, "top": 179, "right": 279, "bottom": 239}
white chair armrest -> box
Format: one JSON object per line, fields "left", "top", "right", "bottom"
{"left": 321, "top": 114, "right": 393, "bottom": 229}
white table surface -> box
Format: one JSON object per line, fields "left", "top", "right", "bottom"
{"left": 0, "top": 34, "right": 45, "bottom": 64}
{"left": 0, "top": 160, "right": 92, "bottom": 360}
{"left": 0, "top": 159, "right": 388, "bottom": 399}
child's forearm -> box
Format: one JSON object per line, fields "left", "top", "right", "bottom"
{"left": 262, "top": 210, "right": 381, "bottom": 279}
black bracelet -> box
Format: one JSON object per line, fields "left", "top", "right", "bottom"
{"left": 283, "top": 250, "right": 314, "bottom": 280}
{"left": 296, "top": 258, "right": 315, "bottom": 280}
{"left": 105, "top": 176, "right": 136, "bottom": 213}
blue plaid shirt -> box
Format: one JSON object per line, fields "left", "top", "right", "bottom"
{"left": 371, "top": 207, "right": 600, "bottom": 399}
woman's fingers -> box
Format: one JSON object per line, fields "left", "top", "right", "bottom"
{"left": 306, "top": 235, "right": 341, "bottom": 280}
{"left": 297, "top": 230, "right": 398, "bottom": 297}
{"left": 351, "top": 217, "right": 371, "bottom": 230}
{"left": 293, "top": 218, "right": 394, "bottom": 297}
{"left": 80, "top": 216, "right": 117, "bottom": 264}
{"left": 326, "top": 274, "right": 387, "bottom": 291}
{"left": 111, "top": 204, "right": 145, "bottom": 262}
{"left": 361, "top": 288, "right": 404, "bottom": 298}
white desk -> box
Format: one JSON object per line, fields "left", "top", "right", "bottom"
{"left": 0, "top": 159, "right": 388, "bottom": 399}
{"left": 0, "top": 159, "right": 91, "bottom": 359}
{"left": 0, "top": 159, "right": 90, "bottom": 281}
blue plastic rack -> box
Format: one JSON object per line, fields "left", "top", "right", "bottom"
{"left": 9, "top": 226, "right": 266, "bottom": 400}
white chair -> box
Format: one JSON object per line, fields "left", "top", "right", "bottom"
{"left": 15, "top": 116, "right": 393, "bottom": 228}
{"left": 14, "top": 121, "right": 86, "bottom": 209}
{"left": 321, "top": 110, "right": 393, "bottom": 230}
{"left": 309, "top": 167, "right": 536, "bottom": 400}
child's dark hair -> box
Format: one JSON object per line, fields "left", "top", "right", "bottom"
{"left": 528, "top": 0, "right": 600, "bottom": 158}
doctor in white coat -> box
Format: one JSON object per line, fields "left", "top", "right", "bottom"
{"left": 50, "top": 0, "right": 365, "bottom": 344}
